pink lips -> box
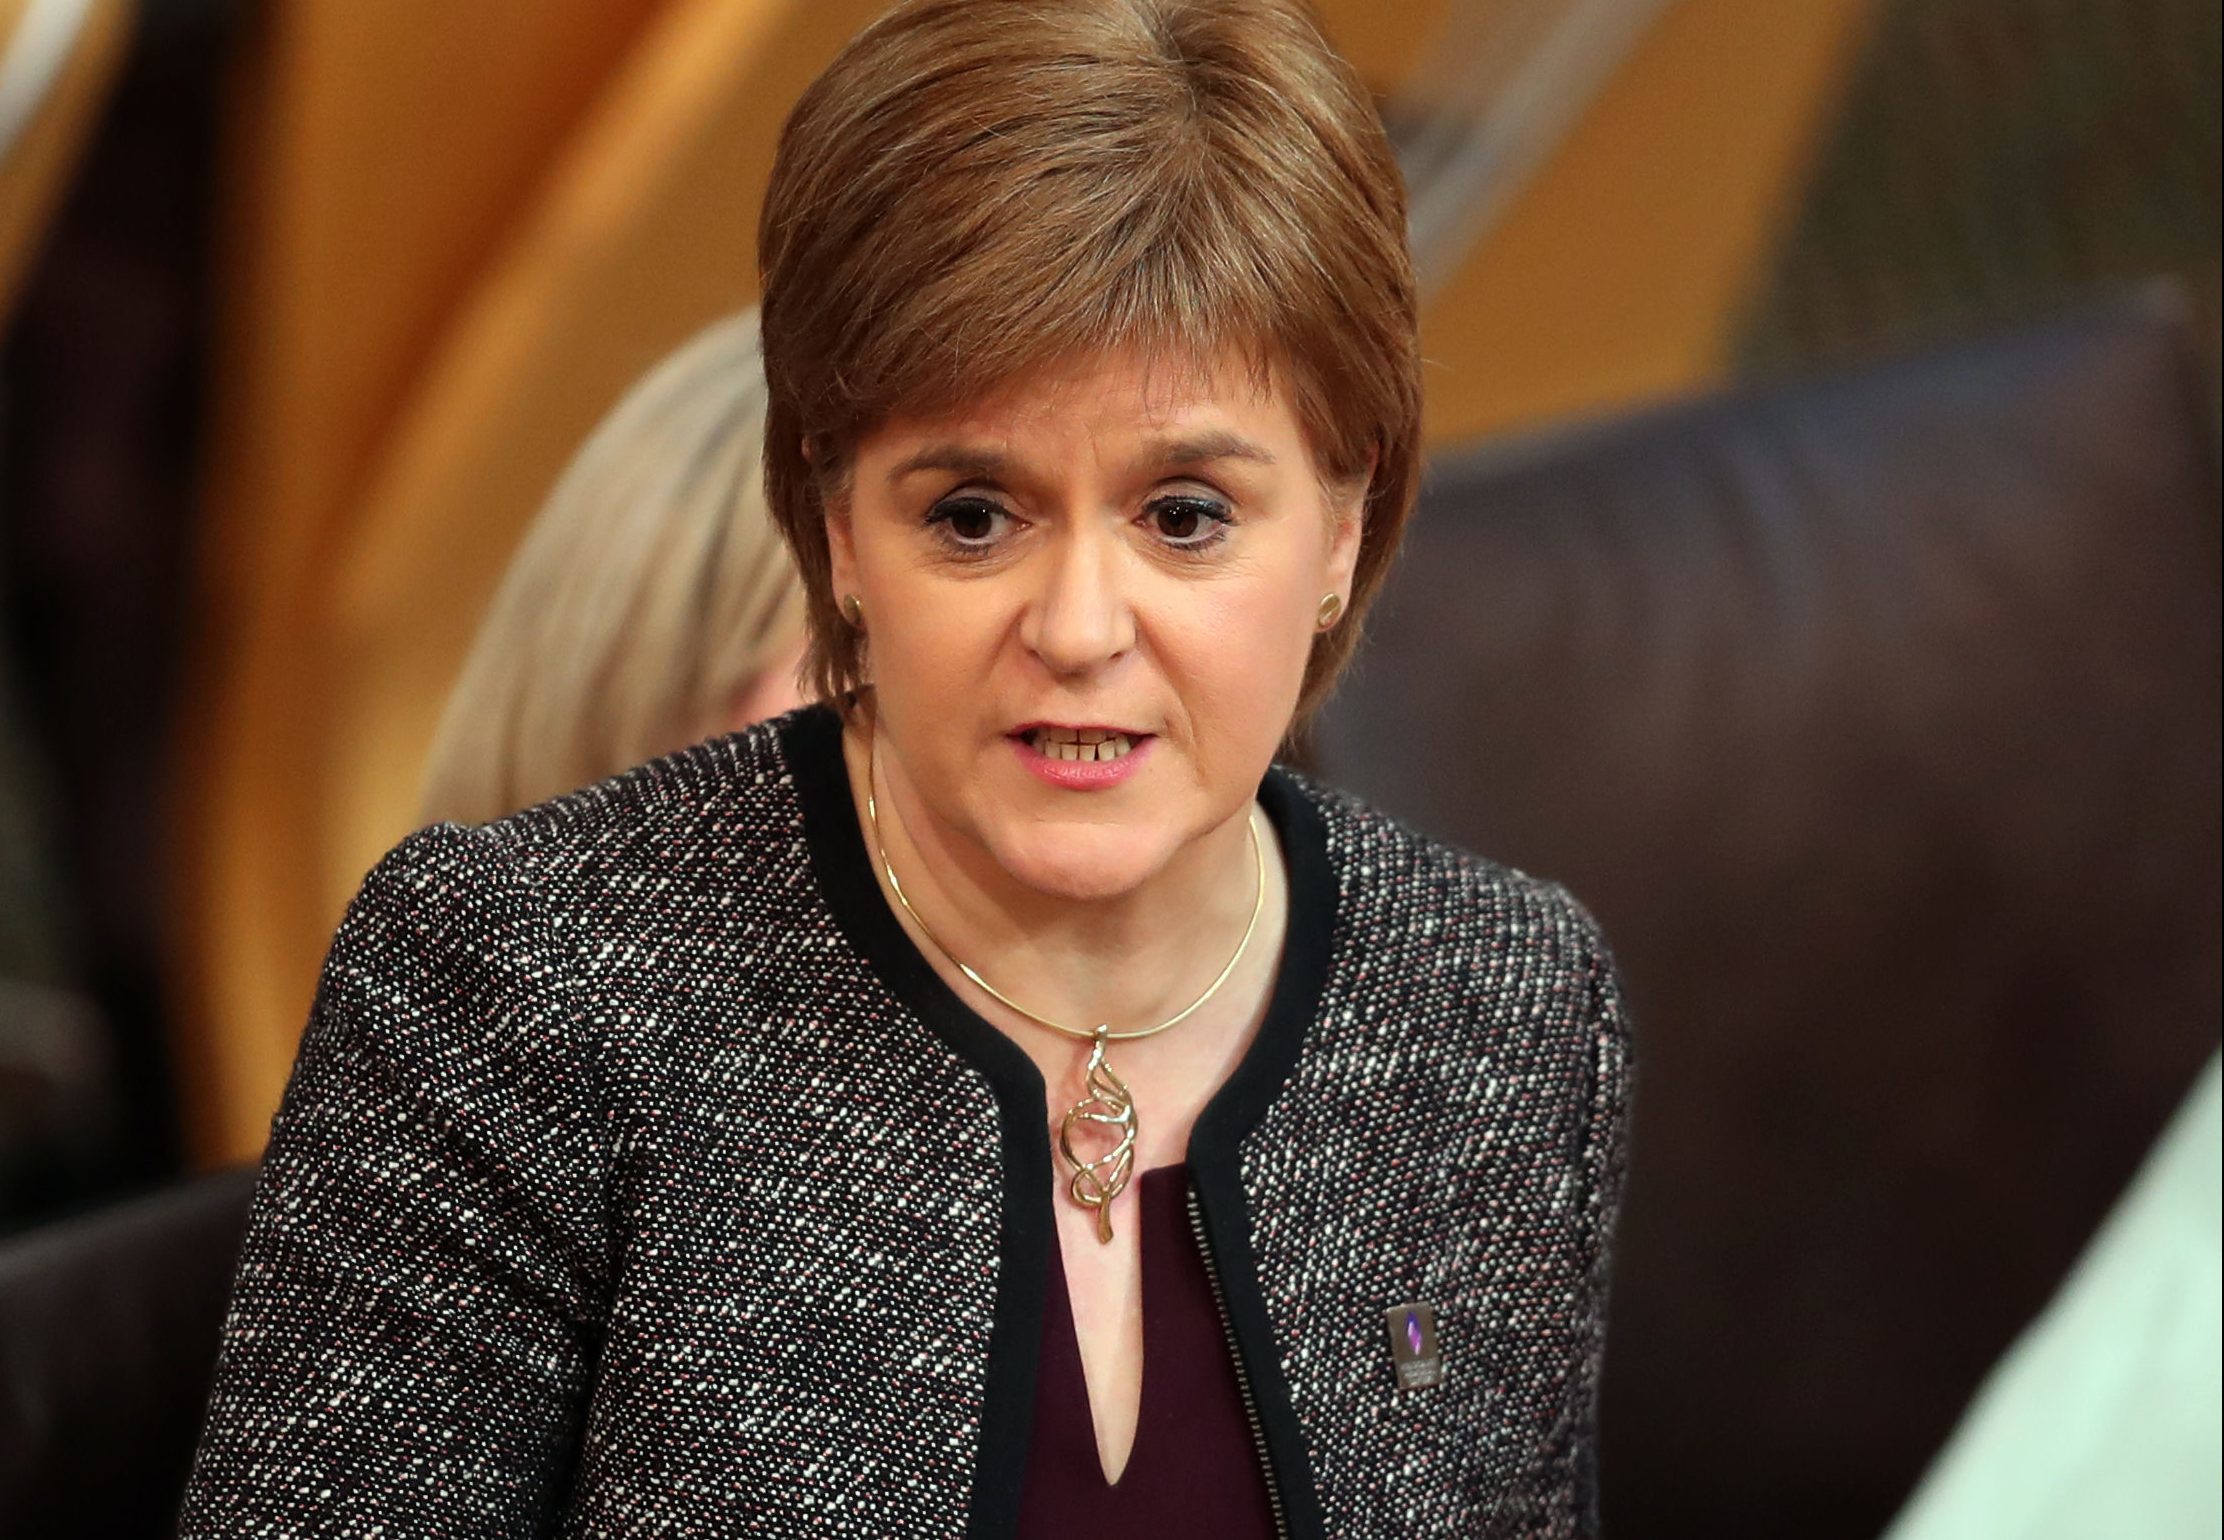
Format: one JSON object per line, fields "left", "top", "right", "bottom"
{"left": 1010, "top": 729, "right": 1155, "bottom": 790}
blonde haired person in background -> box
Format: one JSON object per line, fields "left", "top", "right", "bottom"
{"left": 417, "top": 309, "right": 806, "bottom": 826}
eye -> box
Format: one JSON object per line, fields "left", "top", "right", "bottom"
{"left": 1147, "top": 494, "right": 1234, "bottom": 551}
{"left": 924, "top": 494, "right": 1016, "bottom": 552}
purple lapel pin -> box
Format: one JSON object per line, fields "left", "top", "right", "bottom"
{"left": 1385, "top": 1301, "right": 1443, "bottom": 1390}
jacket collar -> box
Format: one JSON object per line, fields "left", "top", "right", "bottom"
{"left": 778, "top": 702, "right": 1333, "bottom": 1116}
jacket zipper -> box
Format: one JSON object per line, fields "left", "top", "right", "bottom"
{"left": 1186, "top": 1182, "right": 1292, "bottom": 1540}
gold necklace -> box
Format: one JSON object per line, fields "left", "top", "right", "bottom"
{"left": 864, "top": 735, "right": 1266, "bottom": 1244}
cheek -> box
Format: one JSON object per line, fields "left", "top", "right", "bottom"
{"left": 1160, "top": 580, "right": 1315, "bottom": 746}
{"left": 865, "top": 578, "right": 997, "bottom": 714}
{"left": 863, "top": 601, "right": 994, "bottom": 813}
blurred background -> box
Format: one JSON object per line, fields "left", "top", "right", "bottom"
{"left": 0, "top": 0, "right": 2216, "bottom": 1536}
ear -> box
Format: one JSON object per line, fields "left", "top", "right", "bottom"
{"left": 825, "top": 501, "right": 860, "bottom": 597}
{"left": 1324, "top": 458, "right": 1372, "bottom": 594}
{"left": 814, "top": 436, "right": 862, "bottom": 598}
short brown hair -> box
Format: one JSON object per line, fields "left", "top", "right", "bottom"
{"left": 759, "top": 0, "right": 1419, "bottom": 723}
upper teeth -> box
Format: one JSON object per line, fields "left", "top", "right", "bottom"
{"left": 1032, "top": 728, "right": 1135, "bottom": 762}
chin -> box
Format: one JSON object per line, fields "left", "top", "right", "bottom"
{"left": 985, "top": 817, "right": 1174, "bottom": 903}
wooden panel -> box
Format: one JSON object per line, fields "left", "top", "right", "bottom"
{"left": 173, "top": 0, "right": 677, "bottom": 1162}
{"left": 321, "top": 0, "right": 888, "bottom": 915}
{"left": 173, "top": 0, "right": 902, "bottom": 1163}
{"left": 196, "top": 0, "right": 667, "bottom": 599}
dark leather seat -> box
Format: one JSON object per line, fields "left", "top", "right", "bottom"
{"left": 1312, "top": 290, "right": 2221, "bottom": 1540}
{"left": 0, "top": 1165, "right": 256, "bottom": 1539}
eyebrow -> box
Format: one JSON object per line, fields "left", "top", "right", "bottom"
{"left": 887, "top": 445, "right": 1015, "bottom": 482}
{"left": 1147, "top": 432, "right": 1278, "bottom": 471}
{"left": 885, "top": 430, "right": 1277, "bottom": 485}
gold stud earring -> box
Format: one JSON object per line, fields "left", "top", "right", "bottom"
{"left": 1315, "top": 592, "right": 1345, "bottom": 631}
{"left": 841, "top": 593, "right": 865, "bottom": 628}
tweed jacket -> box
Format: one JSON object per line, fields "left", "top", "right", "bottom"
{"left": 179, "top": 702, "right": 1634, "bottom": 1539}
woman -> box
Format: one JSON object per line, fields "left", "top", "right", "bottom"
{"left": 179, "top": 1, "right": 1634, "bottom": 1535}
{"left": 418, "top": 310, "right": 807, "bottom": 826}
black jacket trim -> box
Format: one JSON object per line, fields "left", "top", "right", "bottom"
{"left": 1190, "top": 766, "right": 1337, "bottom": 1540}
{"left": 784, "top": 704, "right": 1054, "bottom": 1537}
{"left": 781, "top": 702, "right": 1334, "bottom": 1537}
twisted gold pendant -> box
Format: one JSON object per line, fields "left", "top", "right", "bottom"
{"left": 1056, "top": 1026, "right": 1138, "bottom": 1243}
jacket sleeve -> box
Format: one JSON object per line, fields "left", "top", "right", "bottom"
{"left": 177, "top": 822, "right": 610, "bottom": 1539}
{"left": 1541, "top": 882, "right": 1639, "bottom": 1538}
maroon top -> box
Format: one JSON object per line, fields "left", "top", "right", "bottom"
{"left": 1015, "top": 1162, "right": 1279, "bottom": 1535}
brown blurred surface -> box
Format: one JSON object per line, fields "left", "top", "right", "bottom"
{"left": 0, "top": 0, "right": 132, "bottom": 313}
{"left": 1741, "top": 0, "right": 2222, "bottom": 377}
{"left": 1417, "top": 0, "right": 1876, "bottom": 440}
{"left": 1, "top": 0, "right": 163, "bottom": 1220}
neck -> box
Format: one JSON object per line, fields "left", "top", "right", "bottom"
{"left": 840, "top": 717, "right": 1268, "bottom": 1037}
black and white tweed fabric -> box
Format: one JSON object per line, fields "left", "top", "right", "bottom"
{"left": 1243, "top": 782, "right": 1631, "bottom": 1534}
{"left": 177, "top": 702, "right": 1633, "bottom": 1538}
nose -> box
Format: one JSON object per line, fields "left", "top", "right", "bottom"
{"left": 1019, "top": 523, "right": 1135, "bottom": 678}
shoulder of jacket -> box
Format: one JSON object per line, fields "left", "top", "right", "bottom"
{"left": 339, "top": 715, "right": 804, "bottom": 966}
{"left": 1275, "top": 762, "right": 1590, "bottom": 926}
{"left": 425, "top": 710, "right": 802, "bottom": 864}
{"left": 1272, "top": 765, "right": 1625, "bottom": 1045}
{"left": 325, "top": 730, "right": 804, "bottom": 1070}
{"left": 1276, "top": 768, "right": 1635, "bottom": 1101}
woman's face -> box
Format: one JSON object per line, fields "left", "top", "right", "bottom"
{"left": 826, "top": 349, "right": 1365, "bottom": 904}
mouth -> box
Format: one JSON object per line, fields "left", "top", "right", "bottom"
{"left": 1011, "top": 723, "right": 1151, "bottom": 764}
